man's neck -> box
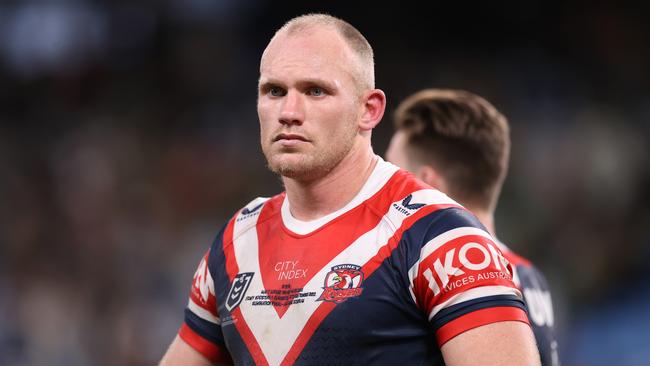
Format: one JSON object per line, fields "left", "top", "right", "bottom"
{"left": 283, "top": 142, "right": 377, "bottom": 221}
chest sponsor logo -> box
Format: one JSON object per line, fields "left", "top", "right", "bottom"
{"left": 317, "top": 264, "right": 364, "bottom": 304}
{"left": 226, "top": 272, "right": 255, "bottom": 311}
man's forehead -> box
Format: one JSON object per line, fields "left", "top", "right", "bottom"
{"left": 259, "top": 28, "right": 363, "bottom": 89}
{"left": 262, "top": 28, "right": 350, "bottom": 64}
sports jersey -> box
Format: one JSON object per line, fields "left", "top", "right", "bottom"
{"left": 178, "top": 157, "right": 530, "bottom": 365}
{"left": 498, "top": 242, "right": 560, "bottom": 366}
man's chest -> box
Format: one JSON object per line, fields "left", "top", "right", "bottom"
{"left": 214, "top": 221, "right": 426, "bottom": 365}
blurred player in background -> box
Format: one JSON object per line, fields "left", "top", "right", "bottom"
{"left": 160, "top": 14, "right": 540, "bottom": 366}
{"left": 386, "top": 88, "right": 560, "bottom": 365}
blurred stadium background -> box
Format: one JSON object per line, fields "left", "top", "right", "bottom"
{"left": 0, "top": 1, "right": 648, "bottom": 365}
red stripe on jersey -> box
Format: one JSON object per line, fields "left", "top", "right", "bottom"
{"left": 384, "top": 169, "right": 431, "bottom": 196}
{"left": 179, "top": 323, "right": 233, "bottom": 364}
{"left": 230, "top": 307, "right": 270, "bottom": 366}
{"left": 435, "top": 306, "right": 530, "bottom": 346}
{"left": 281, "top": 301, "right": 337, "bottom": 366}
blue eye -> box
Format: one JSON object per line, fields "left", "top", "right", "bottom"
{"left": 269, "top": 87, "right": 285, "bottom": 97}
{"left": 309, "top": 87, "right": 324, "bottom": 96}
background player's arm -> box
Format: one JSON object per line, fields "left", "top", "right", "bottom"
{"left": 160, "top": 335, "right": 229, "bottom": 366}
{"left": 441, "top": 321, "right": 540, "bottom": 366}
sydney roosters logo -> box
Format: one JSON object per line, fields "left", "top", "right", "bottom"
{"left": 317, "top": 264, "right": 364, "bottom": 304}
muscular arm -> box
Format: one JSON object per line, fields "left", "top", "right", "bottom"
{"left": 441, "top": 321, "right": 541, "bottom": 366}
{"left": 160, "top": 336, "right": 229, "bottom": 366}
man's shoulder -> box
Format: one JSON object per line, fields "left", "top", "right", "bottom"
{"left": 229, "top": 193, "right": 284, "bottom": 224}
{"left": 378, "top": 168, "right": 477, "bottom": 229}
{"left": 380, "top": 168, "right": 458, "bottom": 207}
{"left": 382, "top": 167, "right": 430, "bottom": 195}
{"left": 376, "top": 183, "right": 496, "bottom": 259}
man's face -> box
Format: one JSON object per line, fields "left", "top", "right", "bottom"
{"left": 386, "top": 130, "right": 414, "bottom": 171}
{"left": 257, "top": 28, "right": 362, "bottom": 181}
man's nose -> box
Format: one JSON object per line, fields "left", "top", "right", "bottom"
{"left": 279, "top": 90, "right": 304, "bottom": 126}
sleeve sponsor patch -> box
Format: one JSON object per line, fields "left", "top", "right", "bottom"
{"left": 409, "top": 227, "right": 521, "bottom": 320}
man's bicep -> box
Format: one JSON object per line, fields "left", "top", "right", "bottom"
{"left": 160, "top": 335, "right": 229, "bottom": 366}
{"left": 440, "top": 321, "right": 540, "bottom": 366}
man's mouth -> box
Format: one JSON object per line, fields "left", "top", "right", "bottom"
{"left": 274, "top": 133, "right": 309, "bottom": 142}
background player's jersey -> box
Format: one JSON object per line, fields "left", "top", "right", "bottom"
{"left": 499, "top": 242, "right": 560, "bottom": 366}
{"left": 179, "top": 158, "right": 530, "bottom": 365}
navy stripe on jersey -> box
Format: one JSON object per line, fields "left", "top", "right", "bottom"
{"left": 184, "top": 309, "right": 227, "bottom": 346}
{"left": 401, "top": 207, "right": 488, "bottom": 272}
{"left": 206, "top": 223, "right": 227, "bottom": 297}
{"left": 430, "top": 294, "right": 527, "bottom": 331}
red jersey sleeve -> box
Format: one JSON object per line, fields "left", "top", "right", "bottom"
{"left": 179, "top": 250, "right": 233, "bottom": 364}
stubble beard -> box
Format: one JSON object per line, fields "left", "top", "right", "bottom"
{"left": 263, "top": 130, "right": 357, "bottom": 183}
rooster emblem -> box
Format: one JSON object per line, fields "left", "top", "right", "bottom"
{"left": 318, "top": 264, "right": 364, "bottom": 303}
{"left": 331, "top": 270, "right": 358, "bottom": 289}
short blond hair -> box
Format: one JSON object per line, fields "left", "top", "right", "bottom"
{"left": 274, "top": 13, "right": 375, "bottom": 91}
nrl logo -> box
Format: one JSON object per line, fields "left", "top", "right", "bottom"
{"left": 317, "top": 264, "right": 364, "bottom": 304}
{"left": 226, "top": 272, "right": 254, "bottom": 311}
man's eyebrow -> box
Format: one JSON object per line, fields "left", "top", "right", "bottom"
{"left": 258, "top": 78, "right": 282, "bottom": 89}
{"left": 295, "top": 78, "right": 337, "bottom": 91}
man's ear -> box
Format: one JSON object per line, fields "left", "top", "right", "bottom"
{"left": 359, "top": 89, "right": 386, "bottom": 131}
{"left": 416, "top": 165, "right": 448, "bottom": 193}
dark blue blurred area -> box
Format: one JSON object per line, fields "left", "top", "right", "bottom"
{"left": 0, "top": 1, "right": 648, "bottom": 365}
